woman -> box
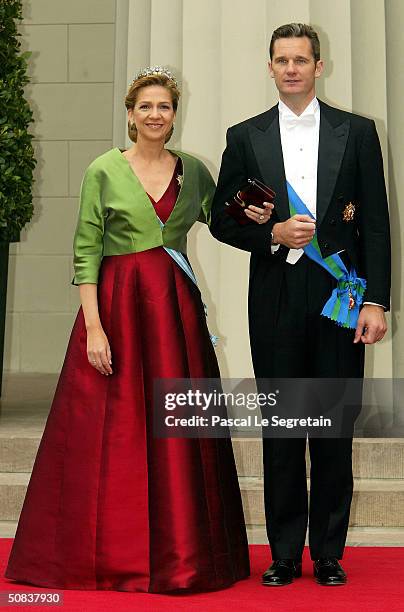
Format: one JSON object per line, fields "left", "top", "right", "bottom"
{"left": 5, "top": 67, "right": 272, "bottom": 593}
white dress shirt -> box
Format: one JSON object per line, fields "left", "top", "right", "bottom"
{"left": 278, "top": 97, "right": 319, "bottom": 264}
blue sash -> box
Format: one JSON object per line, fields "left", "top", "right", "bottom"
{"left": 157, "top": 216, "right": 218, "bottom": 346}
{"left": 287, "top": 182, "right": 366, "bottom": 329}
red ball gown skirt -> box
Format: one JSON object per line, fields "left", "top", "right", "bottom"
{"left": 5, "top": 164, "right": 250, "bottom": 592}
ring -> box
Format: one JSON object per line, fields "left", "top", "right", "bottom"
{"left": 259, "top": 215, "right": 264, "bottom": 220}
{"left": 91, "top": 360, "right": 96, "bottom": 365}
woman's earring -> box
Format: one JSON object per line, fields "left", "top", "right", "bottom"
{"left": 129, "top": 121, "right": 138, "bottom": 142}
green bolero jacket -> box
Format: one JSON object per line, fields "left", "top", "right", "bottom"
{"left": 72, "top": 147, "right": 216, "bottom": 285}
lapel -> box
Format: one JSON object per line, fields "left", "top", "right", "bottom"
{"left": 247, "top": 105, "right": 290, "bottom": 221}
{"left": 316, "top": 100, "right": 350, "bottom": 226}
{"left": 114, "top": 147, "right": 190, "bottom": 228}
{"left": 165, "top": 149, "right": 202, "bottom": 227}
{"left": 247, "top": 100, "right": 350, "bottom": 224}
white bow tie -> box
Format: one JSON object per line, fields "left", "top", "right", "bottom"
{"left": 282, "top": 113, "right": 316, "bottom": 130}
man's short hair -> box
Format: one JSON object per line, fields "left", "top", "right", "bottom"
{"left": 269, "top": 23, "right": 320, "bottom": 63}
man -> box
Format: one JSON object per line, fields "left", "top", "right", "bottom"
{"left": 210, "top": 23, "right": 390, "bottom": 586}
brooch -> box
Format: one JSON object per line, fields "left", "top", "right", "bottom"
{"left": 176, "top": 174, "right": 184, "bottom": 187}
{"left": 342, "top": 201, "right": 355, "bottom": 222}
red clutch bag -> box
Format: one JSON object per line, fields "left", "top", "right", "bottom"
{"left": 225, "top": 178, "right": 276, "bottom": 226}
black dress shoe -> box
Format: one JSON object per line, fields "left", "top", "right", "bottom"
{"left": 314, "top": 558, "right": 347, "bottom": 585}
{"left": 262, "top": 559, "right": 302, "bottom": 586}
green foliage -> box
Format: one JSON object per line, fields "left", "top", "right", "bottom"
{"left": 0, "top": 0, "right": 36, "bottom": 242}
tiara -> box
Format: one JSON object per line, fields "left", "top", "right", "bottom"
{"left": 133, "top": 66, "right": 178, "bottom": 86}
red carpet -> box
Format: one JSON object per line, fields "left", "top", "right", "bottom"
{"left": 1, "top": 540, "right": 403, "bottom": 611}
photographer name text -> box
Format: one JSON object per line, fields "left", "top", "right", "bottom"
{"left": 164, "top": 415, "right": 332, "bottom": 429}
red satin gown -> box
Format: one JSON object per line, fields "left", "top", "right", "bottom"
{"left": 5, "top": 160, "right": 250, "bottom": 592}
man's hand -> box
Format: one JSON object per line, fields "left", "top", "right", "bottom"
{"left": 245, "top": 201, "right": 274, "bottom": 224}
{"left": 272, "top": 214, "right": 316, "bottom": 248}
{"left": 354, "top": 304, "right": 387, "bottom": 344}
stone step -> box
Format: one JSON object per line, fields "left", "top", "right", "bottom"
{"left": 239, "top": 476, "right": 404, "bottom": 528}
{"left": 1, "top": 472, "right": 403, "bottom": 527}
{"left": 1, "top": 520, "right": 404, "bottom": 546}
{"left": 0, "top": 473, "right": 30, "bottom": 521}
{"left": 1, "top": 435, "right": 403, "bottom": 478}
{"left": 0, "top": 438, "right": 40, "bottom": 472}
{"left": 233, "top": 438, "right": 404, "bottom": 479}
{"left": 247, "top": 526, "right": 404, "bottom": 546}
{"left": 0, "top": 396, "right": 48, "bottom": 473}
{"left": 0, "top": 521, "right": 17, "bottom": 538}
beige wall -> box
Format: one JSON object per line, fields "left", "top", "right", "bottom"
{"left": 4, "top": 0, "right": 116, "bottom": 372}
{"left": 5, "top": 0, "right": 403, "bottom": 381}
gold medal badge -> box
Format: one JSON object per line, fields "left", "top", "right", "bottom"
{"left": 342, "top": 201, "right": 355, "bottom": 222}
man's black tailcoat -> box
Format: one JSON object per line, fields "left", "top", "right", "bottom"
{"left": 210, "top": 100, "right": 390, "bottom": 311}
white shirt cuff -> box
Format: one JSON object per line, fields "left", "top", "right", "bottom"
{"left": 363, "top": 301, "right": 386, "bottom": 310}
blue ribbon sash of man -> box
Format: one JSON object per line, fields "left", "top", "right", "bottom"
{"left": 287, "top": 181, "right": 366, "bottom": 329}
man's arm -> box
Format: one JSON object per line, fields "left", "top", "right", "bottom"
{"left": 354, "top": 120, "right": 391, "bottom": 344}
{"left": 357, "top": 120, "right": 391, "bottom": 308}
{"left": 210, "top": 127, "right": 275, "bottom": 254}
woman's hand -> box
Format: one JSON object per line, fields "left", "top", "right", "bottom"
{"left": 245, "top": 201, "right": 274, "bottom": 224}
{"left": 78, "top": 284, "right": 112, "bottom": 376}
{"left": 87, "top": 326, "right": 113, "bottom": 375}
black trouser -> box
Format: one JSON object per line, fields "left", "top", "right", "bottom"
{"left": 249, "top": 253, "right": 365, "bottom": 560}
